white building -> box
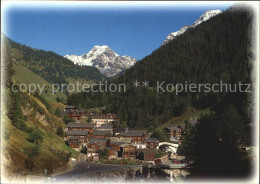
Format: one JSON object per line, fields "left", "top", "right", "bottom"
{"left": 90, "top": 113, "right": 118, "bottom": 127}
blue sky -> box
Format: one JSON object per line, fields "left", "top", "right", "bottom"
{"left": 3, "top": 2, "right": 233, "bottom": 60}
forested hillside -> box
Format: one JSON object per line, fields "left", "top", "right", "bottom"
{"left": 119, "top": 7, "right": 252, "bottom": 85}
{"left": 2, "top": 36, "right": 107, "bottom": 101}
{"left": 68, "top": 6, "right": 253, "bottom": 130}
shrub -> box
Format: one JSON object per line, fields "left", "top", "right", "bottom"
{"left": 63, "top": 116, "right": 75, "bottom": 125}
{"left": 56, "top": 126, "right": 64, "bottom": 137}
{"left": 27, "top": 129, "right": 43, "bottom": 144}
{"left": 97, "top": 148, "right": 108, "bottom": 159}
{"left": 54, "top": 107, "right": 62, "bottom": 117}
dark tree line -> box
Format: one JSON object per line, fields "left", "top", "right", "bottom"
{"left": 178, "top": 104, "right": 251, "bottom": 177}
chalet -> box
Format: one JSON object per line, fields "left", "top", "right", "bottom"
{"left": 96, "top": 124, "right": 113, "bottom": 134}
{"left": 164, "top": 125, "right": 183, "bottom": 139}
{"left": 91, "top": 130, "right": 111, "bottom": 139}
{"left": 136, "top": 149, "right": 156, "bottom": 161}
{"left": 120, "top": 144, "right": 137, "bottom": 160}
{"left": 109, "top": 137, "right": 132, "bottom": 145}
{"left": 63, "top": 106, "right": 86, "bottom": 120}
{"left": 109, "top": 142, "right": 124, "bottom": 154}
{"left": 118, "top": 130, "right": 147, "bottom": 144}
{"left": 108, "top": 137, "right": 132, "bottom": 158}
{"left": 87, "top": 142, "right": 99, "bottom": 158}
{"left": 90, "top": 113, "right": 118, "bottom": 127}
{"left": 67, "top": 137, "right": 80, "bottom": 148}
{"left": 66, "top": 130, "right": 89, "bottom": 143}
{"left": 108, "top": 142, "right": 124, "bottom": 159}
{"left": 87, "top": 138, "right": 108, "bottom": 158}
{"left": 145, "top": 138, "right": 159, "bottom": 149}
{"left": 68, "top": 111, "right": 82, "bottom": 120}
{"left": 89, "top": 138, "right": 108, "bottom": 148}
{"left": 66, "top": 123, "right": 94, "bottom": 134}
{"left": 77, "top": 110, "right": 87, "bottom": 117}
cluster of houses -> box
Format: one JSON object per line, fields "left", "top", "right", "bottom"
{"left": 62, "top": 106, "right": 118, "bottom": 124}
{"left": 63, "top": 105, "right": 198, "bottom": 162}
{"left": 65, "top": 121, "right": 160, "bottom": 161}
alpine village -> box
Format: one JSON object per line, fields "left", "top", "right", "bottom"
{"left": 1, "top": 4, "right": 256, "bottom": 183}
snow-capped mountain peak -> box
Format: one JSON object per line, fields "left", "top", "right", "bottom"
{"left": 64, "top": 45, "right": 136, "bottom": 77}
{"left": 162, "top": 10, "right": 222, "bottom": 45}
{"left": 193, "top": 10, "right": 222, "bottom": 26}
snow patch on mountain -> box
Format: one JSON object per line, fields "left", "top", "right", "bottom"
{"left": 162, "top": 10, "right": 222, "bottom": 45}
{"left": 64, "top": 45, "right": 137, "bottom": 77}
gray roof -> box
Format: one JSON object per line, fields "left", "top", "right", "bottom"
{"left": 109, "top": 137, "right": 132, "bottom": 144}
{"left": 89, "top": 138, "right": 108, "bottom": 144}
{"left": 119, "top": 131, "right": 144, "bottom": 137}
{"left": 66, "top": 130, "right": 89, "bottom": 136}
{"left": 96, "top": 124, "right": 113, "bottom": 130}
{"left": 67, "top": 123, "right": 94, "bottom": 128}
{"left": 68, "top": 137, "right": 80, "bottom": 143}
{"left": 92, "top": 130, "right": 111, "bottom": 136}
{"left": 145, "top": 138, "right": 159, "bottom": 143}
{"left": 113, "top": 127, "right": 126, "bottom": 133}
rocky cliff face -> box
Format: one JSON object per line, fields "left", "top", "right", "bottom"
{"left": 64, "top": 45, "right": 137, "bottom": 77}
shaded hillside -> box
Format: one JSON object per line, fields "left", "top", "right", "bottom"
{"left": 68, "top": 6, "right": 253, "bottom": 131}
{"left": 118, "top": 6, "right": 253, "bottom": 85}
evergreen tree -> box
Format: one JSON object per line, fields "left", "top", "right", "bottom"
{"left": 56, "top": 126, "right": 64, "bottom": 137}
{"left": 54, "top": 107, "right": 62, "bottom": 117}
{"left": 8, "top": 91, "right": 28, "bottom": 131}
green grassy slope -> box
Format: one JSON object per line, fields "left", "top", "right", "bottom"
{"left": 2, "top": 90, "right": 78, "bottom": 176}
{"left": 156, "top": 108, "right": 210, "bottom": 131}
{"left": 12, "top": 63, "right": 66, "bottom": 102}
{"left": 3, "top": 35, "right": 107, "bottom": 102}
